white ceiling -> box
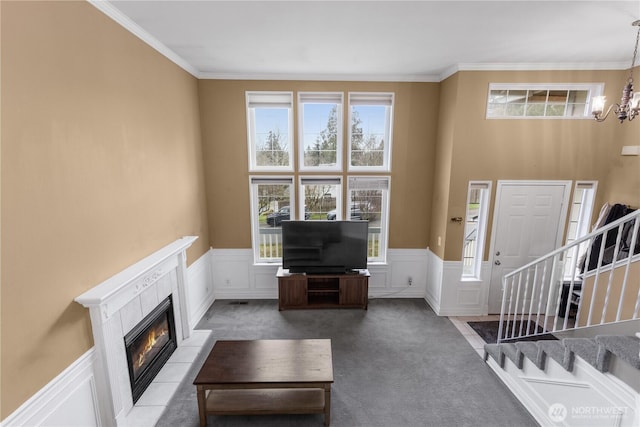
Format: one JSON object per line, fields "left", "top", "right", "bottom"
{"left": 96, "top": 0, "right": 640, "bottom": 81}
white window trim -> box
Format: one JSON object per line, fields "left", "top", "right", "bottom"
{"left": 298, "top": 92, "right": 344, "bottom": 172}
{"left": 246, "top": 91, "right": 294, "bottom": 172}
{"left": 348, "top": 92, "right": 394, "bottom": 172}
{"left": 249, "top": 176, "right": 295, "bottom": 264}
{"left": 461, "top": 181, "right": 492, "bottom": 280}
{"left": 486, "top": 83, "right": 604, "bottom": 120}
{"left": 348, "top": 176, "right": 391, "bottom": 263}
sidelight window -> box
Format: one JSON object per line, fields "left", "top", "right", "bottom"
{"left": 462, "top": 181, "right": 491, "bottom": 279}
{"left": 563, "top": 181, "right": 597, "bottom": 279}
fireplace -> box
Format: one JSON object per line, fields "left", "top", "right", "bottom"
{"left": 124, "top": 296, "right": 177, "bottom": 403}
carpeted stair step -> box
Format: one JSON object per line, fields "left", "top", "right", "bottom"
{"left": 515, "top": 341, "right": 546, "bottom": 370}
{"left": 500, "top": 343, "right": 524, "bottom": 369}
{"left": 538, "top": 340, "right": 574, "bottom": 371}
{"left": 484, "top": 343, "right": 505, "bottom": 368}
{"left": 595, "top": 335, "right": 640, "bottom": 370}
{"left": 563, "top": 338, "right": 610, "bottom": 372}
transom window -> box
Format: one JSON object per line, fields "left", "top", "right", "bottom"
{"left": 486, "top": 84, "right": 603, "bottom": 119}
{"left": 298, "top": 92, "right": 343, "bottom": 171}
{"left": 246, "top": 92, "right": 294, "bottom": 171}
{"left": 348, "top": 93, "right": 394, "bottom": 171}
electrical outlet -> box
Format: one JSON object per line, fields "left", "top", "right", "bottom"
{"left": 408, "top": 277, "right": 413, "bottom": 286}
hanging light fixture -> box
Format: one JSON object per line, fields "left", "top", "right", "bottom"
{"left": 592, "top": 20, "right": 640, "bottom": 122}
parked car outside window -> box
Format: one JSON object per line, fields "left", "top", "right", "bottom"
{"left": 266, "top": 206, "right": 310, "bottom": 226}
{"left": 327, "top": 203, "right": 363, "bottom": 220}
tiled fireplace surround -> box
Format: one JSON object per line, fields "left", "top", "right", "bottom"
{"left": 75, "top": 236, "right": 209, "bottom": 426}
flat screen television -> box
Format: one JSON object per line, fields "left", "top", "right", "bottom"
{"left": 282, "top": 220, "right": 368, "bottom": 274}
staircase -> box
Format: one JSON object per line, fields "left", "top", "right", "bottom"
{"left": 483, "top": 209, "right": 640, "bottom": 426}
{"left": 483, "top": 327, "right": 639, "bottom": 426}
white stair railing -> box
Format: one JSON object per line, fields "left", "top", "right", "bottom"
{"left": 497, "top": 209, "right": 640, "bottom": 343}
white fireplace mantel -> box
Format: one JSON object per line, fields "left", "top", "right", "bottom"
{"left": 75, "top": 236, "right": 197, "bottom": 426}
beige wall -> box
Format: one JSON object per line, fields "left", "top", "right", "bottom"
{"left": 436, "top": 70, "right": 640, "bottom": 261}
{"left": 1, "top": 1, "right": 210, "bottom": 417}
{"left": 198, "top": 80, "right": 440, "bottom": 249}
{"left": 429, "top": 74, "right": 458, "bottom": 258}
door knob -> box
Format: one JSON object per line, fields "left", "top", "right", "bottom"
{"left": 495, "top": 251, "right": 501, "bottom": 256}
{"left": 494, "top": 260, "right": 501, "bottom": 265}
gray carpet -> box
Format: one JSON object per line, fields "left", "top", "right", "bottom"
{"left": 157, "top": 299, "right": 538, "bottom": 427}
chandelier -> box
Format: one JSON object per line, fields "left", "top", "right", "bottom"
{"left": 592, "top": 20, "right": 640, "bottom": 122}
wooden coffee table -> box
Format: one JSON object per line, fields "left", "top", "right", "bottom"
{"left": 193, "top": 339, "right": 334, "bottom": 426}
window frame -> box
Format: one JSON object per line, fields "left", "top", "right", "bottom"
{"left": 246, "top": 91, "right": 294, "bottom": 172}
{"left": 347, "top": 176, "right": 391, "bottom": 263}
{"left": 348, "top": 92, "right": 394, "bottom": 172}
{"left": 486, "top": 83, "right": 603, "bottom": 120}
{"left": 297, "top": 92, "right": 344, "bottom": 172}
{"left": 563, "top": 181, "right": 598, "bottom": 280}
{"left": 249, "top": 176, "right": 295, "bottom": 264}
{"left": 461, "top": 181, "right": 492, "bottom": 280}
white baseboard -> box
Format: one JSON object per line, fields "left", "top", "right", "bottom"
{"left": 1, "top": 350, "right": 101, "bottom": 427}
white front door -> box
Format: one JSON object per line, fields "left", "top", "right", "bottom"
{"left": 487, "top": 181, "right": 571, "bottom": 314}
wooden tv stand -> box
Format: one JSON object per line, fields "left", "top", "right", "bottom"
{"left": 277, "top": 267, "right": 369, "bottom": 310}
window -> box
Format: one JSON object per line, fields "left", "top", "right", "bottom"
{"left": 348, "top": 93, "right": 393, "bottom": 171}
{"left": 486, "top": 84, "right": 603, "bottom": 119}
{"left": 563, "top": 181, "right": 597, "bottom": 280}
{"left": 250, "top": 177, "right": 294, "bottom": 263}
{"left": 462, "top": 181, "right": 491, "bottom": 279}
{"left": 300, "top": 177, "right": 342, "bottom": 221}
{"left": 249, "top": 91, "right": 394, "bottom": 265}
{"left": 246, "top": 92, "right": 293, "bottom": 171}
{"left": 348, "top": 176, "right": 390, "bottom": 262}
{"left": 298, "top": 92, "right": 343, "bottom": 171}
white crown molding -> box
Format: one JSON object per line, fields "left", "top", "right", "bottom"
{"left": 198, "top": 72, "right": 441, "bottom": 82}
{"left": 88, "top": 0, "right": 199, "bottom": 77}
{"left": 440, "top": 61, "right": 630, "bottom": 81}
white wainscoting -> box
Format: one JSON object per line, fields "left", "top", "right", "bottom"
{"left": 210, "top": 248, "right": 428, "bottom": 299}
{"left": 1, "top": 350, "right": 101, "bottom": 427}
{"left": 425, "top": 249, "right": 491, "bottom": 316}
{"left": 186, "top": 248, "right": 215, "bottom": 330}
{"left": 2, "top": 248, "right": 213, "bottom": 427}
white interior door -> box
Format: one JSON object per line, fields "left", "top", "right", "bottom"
{"left": 487, "top": 181, "right": 571, "bottom": 314}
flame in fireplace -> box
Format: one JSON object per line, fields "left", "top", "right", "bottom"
{"left": 135, "top": 325, "right": 169, "bottom": 370}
